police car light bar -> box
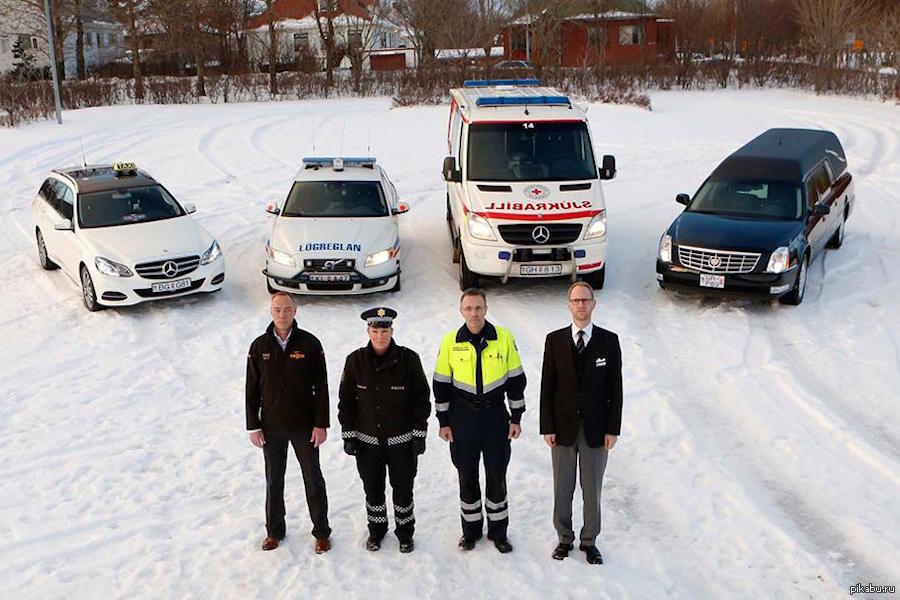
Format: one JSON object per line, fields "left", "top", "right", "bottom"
{"left": 474, "top": 96, "right": 571, "bottom": 107}
{"left": 463, "top": 78, "right": 541, "bottom": 88}
{"left": 302, "top": 157, "right": 377, "bottom": 169}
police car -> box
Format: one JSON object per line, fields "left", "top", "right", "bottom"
{"left": 443, "top": 79, "right": 616, "bottom": 291}
{"left": 32, "top": 163, "right": 225, "bottom": 311}
{"left": 263, "top": 157, "right": 408, "bottom": 294}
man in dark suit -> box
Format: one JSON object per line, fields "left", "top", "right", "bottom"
{"left": 540, "top": 281, "right": 622, "bottom": 565}
{"left": 246, "top": 291, "right": 332, "bottom": 554}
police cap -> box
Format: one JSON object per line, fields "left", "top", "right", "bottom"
{"left": 361, "top": 306, "right": 397, "bottom": 328}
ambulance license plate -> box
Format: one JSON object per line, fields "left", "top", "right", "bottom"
{"left": 521, "top": 264, "right": 562, "bottom": 276}
{"left": 699, "top": 274, "right": 725, "bottom": 288}
{"left": 309, "top": 273, "right": 351, "bottom": 282}
{"left": 152, "top": 278, "right": 191, "bottom": 293}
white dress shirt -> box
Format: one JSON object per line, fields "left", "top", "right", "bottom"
{"left": 571, "top": 323, "right": 593, "bottom": 347}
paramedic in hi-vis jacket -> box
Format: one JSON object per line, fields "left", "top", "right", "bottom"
{"left": 432, "top": 288, "right": 526, "bottom": 554}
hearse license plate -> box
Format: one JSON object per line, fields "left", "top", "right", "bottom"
{"left": 151, "top": 278, "right": 191, "bottom": 293}
{"left": 521, "top": 264, "right": 562, "bottom": 276}
{"left": 309, "top": 273, "right": 351, "bottom": 282}
{"left": 699, "top": 274, "right": 725, "bottom": 289}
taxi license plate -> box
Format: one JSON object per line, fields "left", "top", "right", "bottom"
{"left": 151, "top": 278, "right": 191, "bottom": 293}
{"left": 521, "top": 264, "right": 562, "bottom": 276}
{"left": 700, "top": 274, "right": 725, "bottom": 288}
{"left": 309, "top": 273, "right": 351, "bottom": 282}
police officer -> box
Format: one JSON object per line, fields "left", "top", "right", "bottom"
{"left": 433, "top": 288, "right": 526, "bottom": 553}
{"left": 339, "top": 307, "right": 431, "bottom": 553}
{"left": 246, "top": 291, "right": 332, "bottom": 554}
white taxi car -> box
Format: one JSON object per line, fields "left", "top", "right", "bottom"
{"left": 263, "top": 157, "right": 408, "bottom": 294}
{"left": 32, "top": 163, "right": 225, "bottom": 311}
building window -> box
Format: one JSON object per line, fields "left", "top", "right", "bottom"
{"left": 96, "top": 32, "right": 102, "bottom": 47}
{"left": 510, "top": 29, "right": 526, "bottom": 53}
{"left": 588, "top": 26, "right": 606, "bottom": 48}
{"left": 348, "top": 29, "right": 362, "bottom": 47}
{"left": 317, "top": 0, "right": 332, "bottom": 11}
{"left": 0, "top": 36, "right": 8, "bottom": 54}
{"left": 293, "top": 32, "right": 309, "bottom": 52}
{"left": 30, "top": 36, "right": 38, "bottom": 49}
{"left": 618, "top": 25, "right": 644, "bottom": 46}
{"left": 86, "top": 31, "right": 93, "bottom": 47}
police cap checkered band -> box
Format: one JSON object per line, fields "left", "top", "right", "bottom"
{"left": 360, "top": 307, "right": 397, "bottom": 328}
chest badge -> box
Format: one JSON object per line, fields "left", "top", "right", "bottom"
{"left": 262, "top": 353, "right": 271, "bottom": 360}
{"left": 289, "top": 351, "right": 305, "bottom": 360}
{"left": 595, "top": 357, "right": 607, "bottom": 367}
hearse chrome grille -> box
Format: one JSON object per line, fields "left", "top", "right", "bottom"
{"left": 677, "top": 245, "right": 760, "bottom": 274}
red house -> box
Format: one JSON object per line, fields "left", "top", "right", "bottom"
{"left": 503, "top": 11, "right": 675, "bottom": 67}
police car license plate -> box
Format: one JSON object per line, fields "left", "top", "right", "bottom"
{"left": 700, "top": 274, "right": 725, "bottom": 288}
{"left": 151, "top": 278, "right": 191, "bottom": 293}
{"left": 309, "top": 273, "right": 351, "bottom": 282}
{"left": 521, "top": 264, "right": 562, "bottom": 276}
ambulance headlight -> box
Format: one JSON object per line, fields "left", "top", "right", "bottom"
{"left": 658, "top": 233, "right": 672, "bottom": 264}
{"left": 94, "top": 256, "right": 133, "bottom": 277}
{"left": 266, "top": 243, "right": 295, "bottom": 267}
{"left": 584, "top": 212, "right": 607, "bottom": 239}
{"left": 766, "top": 246, "right": 790, "bottom": 274}
{"left": 467, "top": 212, "right": 496, "bottom": 241}
{"left": 199, "top": 240, "right": 222, "bottom": 265}
{"left": 365, "top": 248, "right": 393, "bottom": 267}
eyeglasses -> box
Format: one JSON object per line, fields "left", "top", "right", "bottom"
{"left": 568, "top": 298, "right": 594, "bottom": 304}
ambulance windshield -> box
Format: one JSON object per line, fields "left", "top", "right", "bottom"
{"left": 467, "top": 122, "right": 596, "bottom": 182}
{"left": 282, "top": 181, "right": 388, "bottom": 217}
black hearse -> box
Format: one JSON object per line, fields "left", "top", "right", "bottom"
{"left": 656, "top": 128, "right": 854, "bottom": 305}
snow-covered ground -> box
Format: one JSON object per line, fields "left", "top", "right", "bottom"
{"left": 0, "top": 90, "right": 898, "bottom": 599}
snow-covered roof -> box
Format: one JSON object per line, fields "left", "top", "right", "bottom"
{"left": 436, "top": 46, "right": 504, "bottom": 60}
{"left": 511, "top": 11, "right": 660, "bottom": 26}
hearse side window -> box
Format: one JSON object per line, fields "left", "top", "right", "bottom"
{"left": 805, "top": 178, "right": 819, "bottom": 212}
{"left": 811, "top": 163, "right": 831, "bottom": 197}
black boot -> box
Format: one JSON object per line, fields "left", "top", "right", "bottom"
{"left": 493, "top": 538, "right": 513, "bottom": 554}
{"left": 552, "top": 543, "right": 573, "bottom": 560}
{"left": 458, "top": 536, "right": 477, "bottom": 551}
{"left": 366, "top": 535, "right": 383, "bottom": 551}
{"left": 579, "top": 544, "right": 603, "bottom": 564}
{"left": 399, "top": 538, "right": 415, "bottom": 553}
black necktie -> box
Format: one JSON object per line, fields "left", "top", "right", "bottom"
{"left": 576, "top": 329, "right": 585, "bottom": 354}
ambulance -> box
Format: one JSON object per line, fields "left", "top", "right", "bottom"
{"left": 442, "top": 79, "right": 616, "bottom": 290}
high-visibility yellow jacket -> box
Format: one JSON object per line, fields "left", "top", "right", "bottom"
{"left": 432, "top": 321, "right": 526, "bottom": 426}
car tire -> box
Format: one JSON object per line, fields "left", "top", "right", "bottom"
{"left": 826, "top": 211, "right": 846, "bottom": 249}
{"left": 780, "top": 255, "right": 808, "bottom": 306}
{"left": 582, "top": 266, "right": 605, "bottom": 290}
{"left": 658, "top": 281, "right": 667, "bottom": 290}
{"left": 458, "top": 249, "right": 479, "bottom": 291}
{"left": 36, "top": 229, "right": 58, "bottom": 270}
{"left": 80, "top": 265, "right": 102, "bottom": 312}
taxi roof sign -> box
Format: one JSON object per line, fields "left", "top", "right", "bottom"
{"left": 113, "top": 162, "right": 138, "bottom": 175}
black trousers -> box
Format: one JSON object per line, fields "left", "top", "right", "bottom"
{"left": 263, "top": 429, "right": 331, "bottom": 540}
{"left": 449, "top": 402, "right": 511, "bottom": 542}
{"left": 355, "top": 441, "right": 417, "bottom": 541}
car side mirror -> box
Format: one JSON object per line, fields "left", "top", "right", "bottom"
{"left": 54, "top": 218, "right": 73, "bottom": 231}
{"left": 265, "top": 203, "right": 280, "bottom": 216}
{"left": 599, "top": 155, "right": 616, "bottom": 180}
{"left": 443, "top": 156, "right": 461, "bottom": 183}
{"left": 813, "top": 203, "right": 830, "bottom": 216}
{"left": 676, "top": 193, "right": 690, "bottom": 205}
{"left": 184, "top": 202, "right": 197, "bottom": 214}
{"left": 392, "top": 202, "right": 410, "bottom": 215}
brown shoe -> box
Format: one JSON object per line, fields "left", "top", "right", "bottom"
{"left": 315, "top": 538, "right": 331, "bottom": 554}
{"left": 261, "top": 536, "right": 280, "bottom": 551}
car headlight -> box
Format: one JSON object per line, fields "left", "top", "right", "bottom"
{"left": 584, "top": 211, "right": 607, "bottom": 239}
{"left": 658, "top": 233, "right": 672, "bottom": 263}
{"left": 266, "top": 242, "right": 295, "bottom": 267}
{"left": 466, "top": 212, "right": 496, "bottom": 241}
{"left": 94, "top": 256, "right": 133, "bottom": 277}
{"left": 199, "top": 240, "right": 222, "bottom": 265}
{"left": 365, "top": 248, "right": 394, "bottom": 268}
{"left": 766, "top": 246, "right": 790, "bottom": 273}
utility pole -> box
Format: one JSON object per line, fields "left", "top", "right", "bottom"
{"left": 732, "top": 0, "right": 738, "bottom": 58}
{"left": 43, "top": 0, "right": 63, "bottom": 124}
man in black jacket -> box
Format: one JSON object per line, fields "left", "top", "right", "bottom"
{"left": 540, "top": 281, "right": 623, "bottom": 565}
{"left": 246, "top": 291, "right": 332, "bottom": 554}
{"left": 339, "top": 307, "right": 431, "bottom": 553}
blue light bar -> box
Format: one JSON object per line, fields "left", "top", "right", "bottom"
{"left": 463, "top": 78, "right": 541, "bottom": 88}
{"left": 475, "top": 96, "right": 570, "bottom": 107}
{"left": 302, "top": 156, "right": 377, "bottom": 166}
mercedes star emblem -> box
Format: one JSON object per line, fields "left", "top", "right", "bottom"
{"left": 162, "top": 261, "right": 179, "bottom": 278}
{"left": 532, "top": 225, "right": 551, "bottom": 244}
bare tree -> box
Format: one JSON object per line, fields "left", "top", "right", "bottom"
{"left": 109, "top": 0, "right": 149, "bottom": 100}
{"left": 793, "top": 0, "right": 873, "bottom": 68}
{"left": 393, "top": 0, "right": 442, "bottom": 67}
{"left": 312, "top": 0, "right": 342, "bottom": 93}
